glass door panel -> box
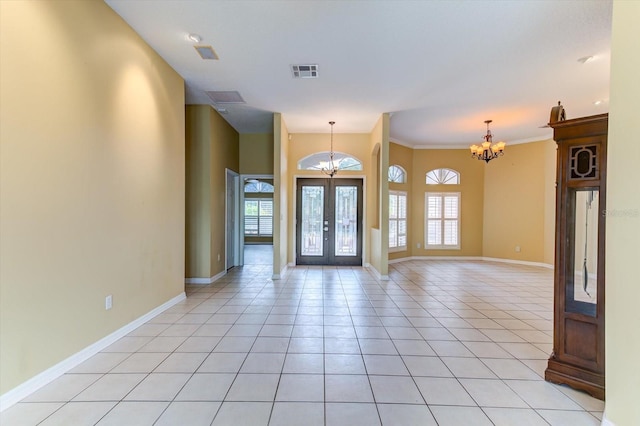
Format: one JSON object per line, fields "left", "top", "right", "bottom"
{"left": 296, "top": 178, "right": 362, "bottom": 266}
{"left": 301, "top": 186, "right": 324, "bottom": 256}
{"left": 335, "top": 186, "right": 357, "bottom": 256}
{"left": 566, "top": 188, "right": 599, "bottom": 316}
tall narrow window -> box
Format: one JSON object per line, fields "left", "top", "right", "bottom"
{"left": 425, "top": 192, "right": 460, "bottom": 248}
{"left": 245, "top": 199, "right": 273, "bottom": 236}
{"left": 389, "top": 191, "right": 407, "bottom": 250}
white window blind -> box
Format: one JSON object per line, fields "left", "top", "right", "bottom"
{"left": 425, "top": 192, "right": 460, "bottom": 248}
{"left": 389, "top": 191, "right": 407, "bottom": 250}
{"left": 245, "top": 199, "right": 273, "bottom": 236}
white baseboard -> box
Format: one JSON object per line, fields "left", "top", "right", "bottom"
{"left": 185, "top": 269, "right": 226, "bottom": 285}
{"left": 364, "top": 263, "right": 389, "bottom": 281}
{"left": 388, "top": 256, "right": 412, "bottom": 264}
{"left": 272, "top": 264, "right": 288, "bottom": 280}
{"left": 482, "top": 257, "right": 553, "bottom": 269}
{"left": 388, "top": 255, "right": 553, "bottom": 270}
{"left": 601, "top": 412, "right": 615, "bottom": 426}
{"left": 0, "top": 292, "right": 186, "bottom": 412}
{"left": 412, "top": 255, "right": 484, "bottom": 261}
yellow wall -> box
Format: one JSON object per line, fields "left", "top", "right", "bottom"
{"left": 185, "top": 105, "right": 239, "bottom": 279}
{"left": 368, "top": 115, "right": 390, "bottom": 277}
{"left": 411, "top": 149, "right": 485, "bottom": 257}
{"left": 208, "top": 108, "right": 239, "bottom": 277}
{"left": 389, "top": 143, "right": 414, "bottom": 260}
{"left": 483, "top": 140, "right": 556, "bottom": 264}
{"left": 240, "top": 133, "right": 274, "bottom": 174}
{"left": 0, "top": 0, "right": 185, "bottom": 394}
{"left": 605, "top": 1, "right": 640, "bottom": 424}
{"left": 543, "top": 140, "right": 557, "bottom": 265}
{"left": 185, "top": 106, "right": 211, "bottom": 278}
{"left": 273, "top": 114, "right": 289, "bottom": 276}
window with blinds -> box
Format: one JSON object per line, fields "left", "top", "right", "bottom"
{"left": 245, "top": 199, "right": 273, "bottom": 236}
{"left": 425, "top": 192, "right": 460, "bottom": 248}
{"left": 389, "top": 191, "right": 407, "bottom": 250}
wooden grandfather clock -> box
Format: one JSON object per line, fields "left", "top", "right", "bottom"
{"left": 545, "top": 105, "right": 607, "bottom": 400}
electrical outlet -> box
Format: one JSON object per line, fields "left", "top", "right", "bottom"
{"left": 217, "top": 253, "right": 221, "bottom": 261}
{"left": 417, "top": 243, "right": 421, "bottom": 249}
{"left": 515, "top": 246, "right": 521, "bottom": 253}
{"left": 105, "top": 295, "right": 113, "bottom": 310}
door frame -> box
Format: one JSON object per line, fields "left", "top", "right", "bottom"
{"left": 239, "top": 173, "right": 275, "bottom": 266}
{"left": 225, "top": 169, "right": 240, "bottom": 270}
{"left": 293, "top": 175, "right": 367, "bottom": 266}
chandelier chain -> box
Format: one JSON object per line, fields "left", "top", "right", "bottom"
{"left": 322, "top": 121, "right": 339, "bottom": 177}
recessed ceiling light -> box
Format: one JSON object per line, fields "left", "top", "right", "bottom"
{"left": 188, "top": 33, "right": 202, "bottom": 43}
{"left": 577, "top": 55, "right": 594, "bottom": 64}
{"left": 593, "top": 100, "right": 606, "bottom": 106}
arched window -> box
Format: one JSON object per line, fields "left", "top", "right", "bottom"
{"left": 244, "top": 180, "right": 274, "bottom": 193}
{"left": 388, "top": 165, "right": 406, "bottom": 183}
{"left": 426, "top": 168, "right": 460, "bottom": 185}
{"left": 298, "top": 152, "right": 363, "bottom": 171}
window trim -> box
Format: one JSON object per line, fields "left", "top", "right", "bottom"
{"left": 424, "top": 192, "right": 460, "bottom": 250}
{"left": 389, "top": 190, "right": 408, "bottom": 252}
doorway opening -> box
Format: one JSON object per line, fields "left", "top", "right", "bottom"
{"left": 240, "top": 175, "right": 274, "bottom": 266}
{"left": 295, "top": 178, "right": 363, "bottom": 266}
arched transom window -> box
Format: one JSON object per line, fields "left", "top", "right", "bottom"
{"left": 426, "top": 168, "right": 460, "bottom": 185}
{"left": 297, "top": 152, "right": 363, "bottom": 171}
{"left": 244, "top": 180, "right": 274, "bottom": 193}
{"left": 388, "top": 165, "right": 406, "bottom": 183}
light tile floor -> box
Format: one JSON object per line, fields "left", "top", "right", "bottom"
{"left": 2, "top": 261, "right": 605, "bottom": 425}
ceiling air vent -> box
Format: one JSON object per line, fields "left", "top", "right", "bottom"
{"left": 206, "top": 91, "right": 245, "bottom": 104}
{"left": 291, "top": 64, "right": 318, "bottom": 79}
{"left": 194, "top": 45, "right": 219, "bottom": 60}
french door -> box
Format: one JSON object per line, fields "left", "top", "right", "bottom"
{"left": 296, "top": 178, "right": 363, "bottom": 266}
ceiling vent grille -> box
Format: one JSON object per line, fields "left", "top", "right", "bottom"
{"left": 206, "top": 91, "right": 245, "bottom": 104}
{"left": 291, "top": 64, "right": 318, "bottom": 79}
{"left": 194, "top": 45, "right": 219, "bottom": 60}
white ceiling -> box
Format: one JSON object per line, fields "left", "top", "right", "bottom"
{"left": 105, "top": 0, "right": 612, "bottom": 147}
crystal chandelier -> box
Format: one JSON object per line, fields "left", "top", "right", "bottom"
{"left": 322, "top": 121, "right": 339, "bottom": 177}
{"left": 470, "top": 120, "right": 506, "bottom": 163}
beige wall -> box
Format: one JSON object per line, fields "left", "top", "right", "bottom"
{"left": 411, "top": 149, "right": 485, "bottom": 257}
{"left": 367, "top": 115, "right": 390, "bottom": 276}
{"left": 606, "top": 1, "right": 640, "bottom": 424}
{"left": 543, "top": 140, "right": 557, "bottom": 265}
{"left": 240, "top": 133, "right": 274, "bottom": 174}
{"left": 0, "top": 0, "right": 185, "bottom": 394}
{"left": 389, "top": 143, "right": 414, "bottom": 260}
{"left": 185, "top": 106, "right": 211, "bottom": 278}
{"left": 483, "top": 140, "right": 556, "bottom": 264}
{"left": 185, "top": 105, "right": 239, "bottom": 279}
{"left": 273, "top": 114, "right": 289, "bottom": 276}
